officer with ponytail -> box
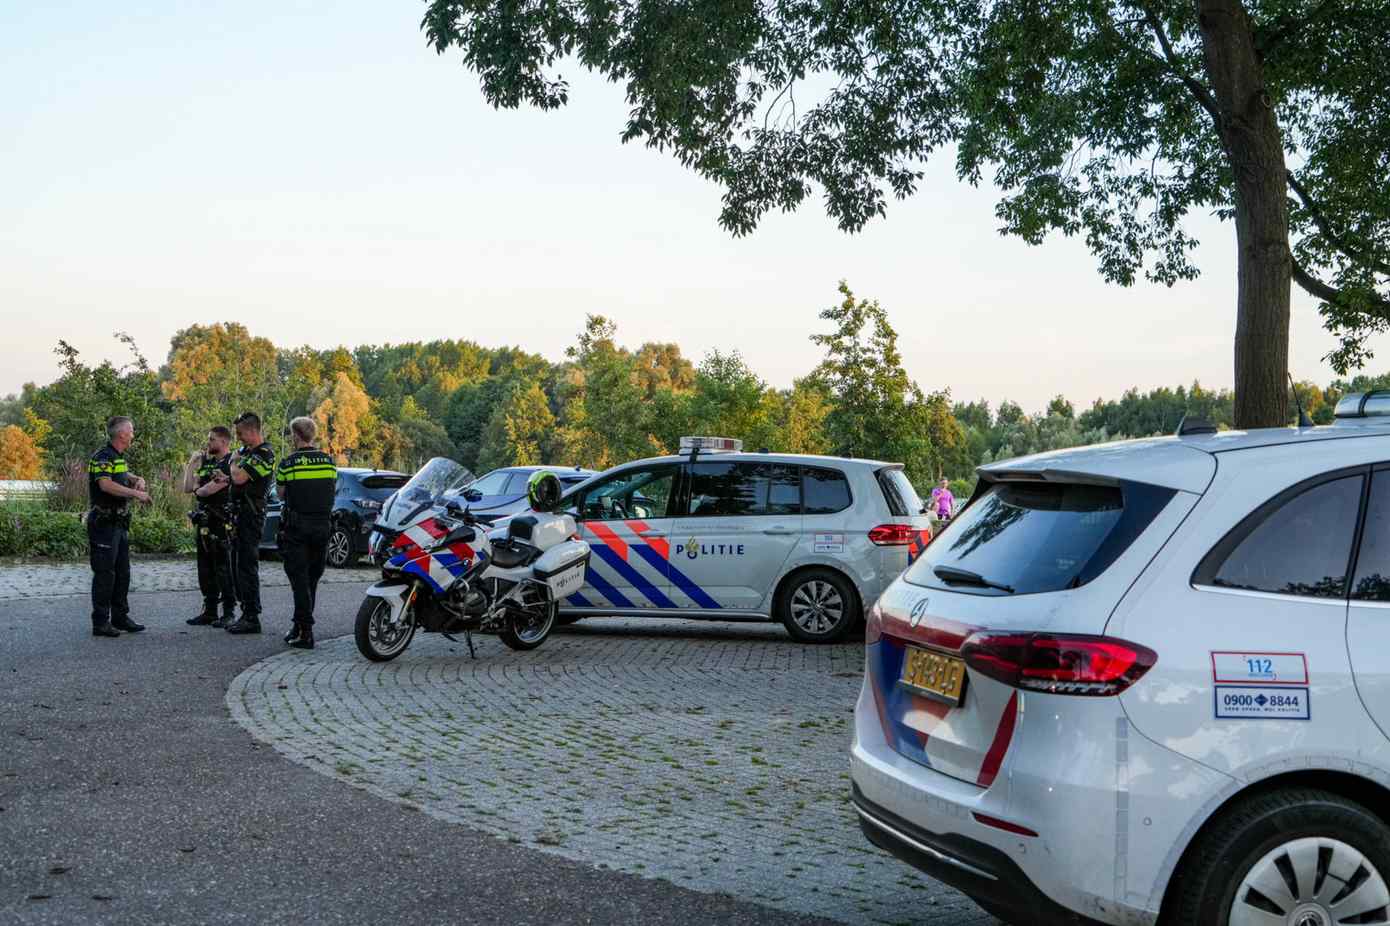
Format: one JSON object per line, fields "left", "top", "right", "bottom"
{"left": 275, "top": 416, "right": 337, "bottom": 649}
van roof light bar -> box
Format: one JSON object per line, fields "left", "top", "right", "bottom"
{"left": 1334, "top": 391, "right": 1390, "bottom": 420}
{"left": 679, "top": 436, "right": 743, "bottom": 458}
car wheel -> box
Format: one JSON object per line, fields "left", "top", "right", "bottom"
{"left": 778, "top": 568, "right": 858, "bottom": 644}
{"left": 326, "top": 525, "right": 353, "bottom": 568}
{"left": 1166, "top": 787, "right": 1390, "bottom": 926}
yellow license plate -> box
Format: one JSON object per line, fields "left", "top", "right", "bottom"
{"left": 899, "top": 646, "right": 967, "bottom": 705}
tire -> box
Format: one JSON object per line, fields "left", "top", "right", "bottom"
{"left": 354, "top": 594, "right": 417, "bottom": 662}
{"left": 1165, "top": 787, "right": 1390, "bottom": 926}
{"left": 500, "top": 600, "right": 557, "bottom": 651}
{"left": 326, "top": 525, "right": 354, "bottom": 569}
{"left": 777, "top": 568, "right": 859, "bottom": 643}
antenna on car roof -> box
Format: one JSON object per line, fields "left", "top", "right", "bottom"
{"left": 1289, "top": 373, "right": 1314, "bottom": 428}
{"left": 1175, "top": 414, "right": 1218, "bottom": 437}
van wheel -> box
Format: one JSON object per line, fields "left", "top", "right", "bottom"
{"left": 778, "top": 569, "right": 858, "bottom": 644}
{"left": 1166, "top": 788, "right": 1390, "bottom": 926}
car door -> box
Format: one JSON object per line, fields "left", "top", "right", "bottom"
{"left": 569, "top": 463, "right": 679, "bottom": 611}
{"left": 670, "top": 461, "right": 801, "bottom": 613}
{"left": 1347, "top": 465, "right": 1390, "bottom": 739}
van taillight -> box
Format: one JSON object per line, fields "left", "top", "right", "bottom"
{"left": 959, "top": 632, "right": 1156, "bottom": 696}
{"left": 868, "top": 524, "right": 915, "bottom": 545}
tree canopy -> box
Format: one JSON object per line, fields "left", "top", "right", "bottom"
{"left": 422, "top": 0, "right": 1390, "bottom": 428}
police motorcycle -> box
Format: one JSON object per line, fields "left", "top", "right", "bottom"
{"left": 355, "top": 459, "right": 590, "bottom": 662}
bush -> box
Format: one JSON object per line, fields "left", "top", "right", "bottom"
{"left": 0, "top": 503, "right": 194, "bottom": 558}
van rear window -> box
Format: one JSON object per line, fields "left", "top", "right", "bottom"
{"left": 905, "top": 479, "right": 1175, "bottom": 595}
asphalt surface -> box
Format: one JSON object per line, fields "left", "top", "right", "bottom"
{"left": 0, "top": 576, "right": 842, "bottom": 926}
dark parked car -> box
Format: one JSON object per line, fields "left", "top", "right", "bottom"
{"left": 261, "top": 468, "right": 409, "bottom": 567}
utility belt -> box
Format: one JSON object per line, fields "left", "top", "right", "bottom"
{"left": 280, "top": 508, "right": 330, "bottom": 533}
{"left": 88, "top": 506, "right": 131, "bottom": 528}
{"left": 190, "top": 504, "right": 234, "bottom": 535}
{"left": 233, "top": 495, "right": 267, "bottom": 519}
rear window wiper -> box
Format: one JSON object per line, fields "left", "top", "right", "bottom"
{"left": 933, "top": 565, "right": 1015, "bottom": 594}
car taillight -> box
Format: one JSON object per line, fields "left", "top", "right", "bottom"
{"left": 868, "top": 524, "right": 915, "bottom": 545}
{"left": 960, "top": 632, "right": 1156, "bottom": 696}
{"left": 865, "top": 601, "right": 884, "bottom": 644}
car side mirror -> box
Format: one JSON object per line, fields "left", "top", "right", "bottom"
{"left": 463, "top": 488, "right": 483, "bottom": 502}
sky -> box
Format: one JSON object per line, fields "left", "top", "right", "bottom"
{"left": 2, "top": 1, "right": 1382, "bottom": 414}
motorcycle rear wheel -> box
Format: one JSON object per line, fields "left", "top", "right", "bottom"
{"left": 499, "top": 600, "right": 556, "bottom": 651}
{"left": 354, "top": 595, "right": 417, "bottom": 662}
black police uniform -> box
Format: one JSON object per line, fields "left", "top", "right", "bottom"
{"left": 191, "top": 453, "right": 237, "bottom": 624}
{"left": 275, "top": 448, "right": 336, "bottom": 641}
{"left": 87, "top": 444, "right": 139, "bottom": 633}
{"left": 229, "top": 441, "right": 275, "bottom": 627}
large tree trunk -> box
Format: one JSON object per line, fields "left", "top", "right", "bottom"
{"left": 1196, "top": 0, "right": 1291, "bottom": 429}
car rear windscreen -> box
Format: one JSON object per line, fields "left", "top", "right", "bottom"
{"left": 360, "top": 474, "right": 408, "bottom": 498}
{"left": 905, "top": 479, "right": 1175, "bottom": 595}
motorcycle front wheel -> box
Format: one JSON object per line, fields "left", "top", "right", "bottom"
{"left": 499, "top": 600, "right": 556, "bottom": 651}
{"left": 354, "top": 594, "right": 417, "bottom": 662}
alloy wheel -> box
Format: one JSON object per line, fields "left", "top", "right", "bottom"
{"left": 790, "top": 580, "right": 845, "bottom": 637}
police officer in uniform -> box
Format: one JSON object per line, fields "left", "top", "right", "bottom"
{"left": 225, "top": 412, "right": 276, "bottom": 635}
{"left": 183, "top": 425, "right": 238, "bottom": 627}
{"left": 275, "top": 416, "right": 336, "bottom": 650}
{"left": 87, "top": 416, "right": 152, "bottom": 637}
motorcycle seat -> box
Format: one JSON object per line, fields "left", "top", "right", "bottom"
{"left": 489, "top": 540, "right": 539, "bottom": 570}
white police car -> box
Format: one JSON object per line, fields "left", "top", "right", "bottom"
{"left": 557, "top": 437, "right": 934, "bottom": 643}
{"left": 853, "top": 395, "right": 1390, "bottom": 925}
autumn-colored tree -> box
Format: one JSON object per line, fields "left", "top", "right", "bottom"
{"left": 310, "top": 372, "right": 373, "bottom": 464}
{"left": 0, "top": 426, "right": 41, "bottom": 480}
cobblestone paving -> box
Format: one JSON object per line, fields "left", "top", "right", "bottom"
{"left": 0, "top": 558, "right": 373, "bottom": 600}
{"left": 228, "top": 620, "right": 996, "bottom": 926}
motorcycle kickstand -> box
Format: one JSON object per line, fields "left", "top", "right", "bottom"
{"left": 440, "top": 631, "right": 478, "bottom": 659}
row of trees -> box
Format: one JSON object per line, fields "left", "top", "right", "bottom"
{"left": 2, "top": 282, "right": 1388, "bottom": 495}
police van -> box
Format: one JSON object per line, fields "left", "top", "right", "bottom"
{"left": 557, "top": 437, "right": 935, "bottom": 643}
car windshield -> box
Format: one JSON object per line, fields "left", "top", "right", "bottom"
{"left": 904, "top": 479, "right": 1175, "bottom": 595}
{"left": 463, "top": 470, "right": 515, "bottom": 496}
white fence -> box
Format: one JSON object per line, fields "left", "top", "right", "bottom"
{"left": 0, "top": 480, "right": 54, "bottom": 501}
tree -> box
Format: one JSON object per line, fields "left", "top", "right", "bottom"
{"left": 310, "top": 372, "right": 373, "bottom": 464}
{"left": 423, "top": 0, "right": 1389, "bottom": 428}
{"left": 811, "top": 282, "right": 942, "bottom": 486}
{"left": 477, "top": 380, "right": 556, "bottom": 471}
{"left": 0, "top": 426, "right": 41, "bottom": 480}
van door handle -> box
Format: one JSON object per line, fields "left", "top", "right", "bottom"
{"left": 763, "top": 527, "right": 796, "bottom": 536}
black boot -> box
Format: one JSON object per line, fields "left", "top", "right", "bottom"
{"left": 289, "top": 627, "right": 314, "bottom": 650}
{"left": 111, "top": 617, "right": 145, "bottom": 633}
{"left": 283, "top": 623, "right": 304, "bottom": 644}
{"left": 92, "top": 622, "right": 121, "bottom": 638}
{"left": 187, "top": 611, "right": 217, "bottom": 626}
{"left": 226, "top": 615, "right": 262, "bottom": 635}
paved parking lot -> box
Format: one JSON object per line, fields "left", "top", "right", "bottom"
{"left": 0, "top": 557, "right": 371, "bottom": 600}
{"left": 230, "top": 618, "right": 994, "bottom": 925}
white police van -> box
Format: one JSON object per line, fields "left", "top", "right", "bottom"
{"left": 853, "top": 395, "right": 1390, "bottom": 925}
{"left": 557, "top": 437, "right": 935, "bottom": 643}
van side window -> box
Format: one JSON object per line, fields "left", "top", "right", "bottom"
{"left": 1195, "top": 473, "right": 1364, "bottom": 599}
{"left": 804, "top": 467, "right": 852, "bottom": 515}
{"left": 1352, "top": 469, "right": 1390, "bottom": 601}
{"left": 684, "top": 462, "right": 799, "bottom": 517}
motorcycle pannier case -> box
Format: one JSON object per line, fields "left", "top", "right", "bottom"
{"left": 532, "top": 540, "right": 590, "bottom": 598}
{"left": 508, "top": 512, "right": 578, "bottom": 551}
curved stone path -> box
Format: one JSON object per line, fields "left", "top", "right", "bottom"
{"left": 227, "top": 619, "right": 993, "bottom": 925}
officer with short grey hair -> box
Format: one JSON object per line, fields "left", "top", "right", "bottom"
{"left": 88, "top": 416, "right": 152, "bottom": 637}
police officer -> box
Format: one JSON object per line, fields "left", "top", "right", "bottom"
{"left": 87, "top": 416, "right": 152, "bottom": 637}
{"left": 276, "top": 417, "right": 336, "bottom": 650}
{"left": 183, "top": 425, "right": 238, "bottom": 627}
{"left": 225, "top": 412, "right": 276, "bottom": 635}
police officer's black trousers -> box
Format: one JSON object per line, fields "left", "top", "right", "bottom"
{"left": 195, "top": 525, "right": 236, "bottom": 618}
{"left": 88, "top": 516, "right": 130, "bottom": 627}
{"left": 280, "top": 519, "right": 330, "bottom": 627}
{"left": 233, "top": 505, "right": 265, "bottom": 617}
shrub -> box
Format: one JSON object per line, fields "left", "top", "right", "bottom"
{"left": 0, "top": 503, "right": 194, "bottom": 558}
